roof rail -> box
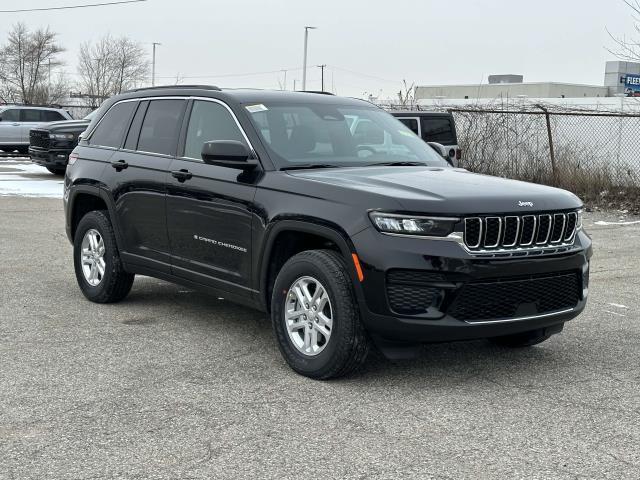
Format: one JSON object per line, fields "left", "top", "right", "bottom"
{"left": 127, "top": 84, "right": 222, "bottom": 93}
{"left": 299, "top": 90, "right": 335, "bottom": 95}
{"left": 0, "top": 102, "right": 63, "bottom": 109}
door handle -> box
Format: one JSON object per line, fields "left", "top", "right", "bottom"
{"left": 111, "top": 159, "right": 129, "bottom": 171}
{"left": 171, "top": 169, "right": 193, "bottom": 182}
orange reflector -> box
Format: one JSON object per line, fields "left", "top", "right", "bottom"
{"left": 351, "top": 253, "right": 364, "bottom": 282}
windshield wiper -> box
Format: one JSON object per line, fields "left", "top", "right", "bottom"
{"left": 281, "top": 164, "right": 341, "bottom": 171}
{"left": 366, "top": 161, "right": 428, "bottom": 167}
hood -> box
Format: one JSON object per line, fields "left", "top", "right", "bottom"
{"left": 287, "top": 166, "right": 582, "bottom": 214}
{"left": 34, "top": 119, "right": 91, "bottom": 133}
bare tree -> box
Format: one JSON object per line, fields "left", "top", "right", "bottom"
{"left": 607, "top": 0, "right": 640, "bottom": 60}
{"left": 397, "top": 80, "right": 416, "bottom": 108}
{"left": 76, "top": 34, "right": 149, "bottom": 108}
{"left": 0, "top": 23, "right": 65, "bottom": 104}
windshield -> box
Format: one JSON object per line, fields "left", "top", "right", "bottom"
{"left": 83, "top": 110, "right": 96, "bottom": 121}
{"left": 244, "top": 103, "right": 449, "bottom": 169}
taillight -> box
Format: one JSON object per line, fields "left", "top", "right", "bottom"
{"left": 456, "top": 148, "right": 462, "bottom": 161}
{"left": 68, "top": 152, "right": 79, "bottom": 165}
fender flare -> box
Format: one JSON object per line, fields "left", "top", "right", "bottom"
{"left": 257, "top": 218, "right": 361, "bottom": 310}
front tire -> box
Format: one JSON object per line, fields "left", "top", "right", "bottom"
{"left": 73, "top": 210, "right": 134, "bottom": 303}
{"left": 271, "top": 250, "right": 370, "bottom": 380}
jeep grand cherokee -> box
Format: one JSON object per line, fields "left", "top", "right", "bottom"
{"left": 63, "top": 86, "right": 592, "bottom": 379}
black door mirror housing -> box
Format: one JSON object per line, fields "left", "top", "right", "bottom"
{"left": 201, "top": 140, "right": 257, "bottom": 170}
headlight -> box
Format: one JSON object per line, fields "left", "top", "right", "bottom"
{"left": 369, "top": 212, "right": 459, "bottom": 236}
{"left": 577, "top": 209, "right": 583, "bottom": 230}
{"left": 50, "top": 133, "right": 74, "bottom": 140}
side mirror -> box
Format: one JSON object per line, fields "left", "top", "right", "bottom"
{"left": 201, "top": 140, "right": 257, "bottom": 170}
{"left": 427, "top": 142, "right": 453, "bottom": 166}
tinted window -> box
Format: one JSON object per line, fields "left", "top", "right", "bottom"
{"left": 184, "top": 100, "right": 247, "bottom": 159}
{"left": 42, "top": 110, "right": 65, "bottom": 122}
{"left": 1, "top": 109, "right": 20, "bottom": 122}
{"left": 421, "top": 117, "right": 456, "bottom": 144}
{"left": 246, "top": 104, "right": 448, "bottom": 168}
{"left": 397, "top": 118, "right": 419, "bottom": 135}
{"left": 22, "top": 109, "right": 43, "bottom": 122}
{"left": 90, "top": 101, "right": 137, "bottom": 148}
{"left": 137, "top": 100, "right": 185, "bottom": 156}
{"left": 124, "top": 101, "right": 148, "bottom": 150}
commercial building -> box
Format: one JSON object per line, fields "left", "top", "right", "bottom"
{"left": 414, "top": 61, "right": 640, "bottom": 101}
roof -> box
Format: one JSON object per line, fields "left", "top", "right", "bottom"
{"left": 388, "top": 110, "right": 453, "bottom": 117}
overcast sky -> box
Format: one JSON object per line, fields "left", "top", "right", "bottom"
{"left": 0, "top": 0, "right": 637, "bottom": 99}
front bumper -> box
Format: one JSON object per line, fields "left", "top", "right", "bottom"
{"left": 29, "top": 147, "right": 71, "bottom": 168}
{"left": 351, "top": 227, "right": 592, "bottom": 343}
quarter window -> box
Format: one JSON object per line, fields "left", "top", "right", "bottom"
{"left": 421, "top": 117, "right": 456, "bottom": 144}
{"left": 137, "top": 100, "right": 185, "bottom": 156}
{"left": 42, "top": 110, "right": 66, "bottom": 122}
{"left": 90, "top": 101, "right": 137, "bottom": 148}
{"left": 184, "top": 100, "right": 247, "bottom": 160}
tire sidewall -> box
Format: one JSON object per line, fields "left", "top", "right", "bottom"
{"left": 73, "top": 212, "right": 114, "bottom": 301}
{"left": 272, "top": 253, "right": 357, "bottom": 377}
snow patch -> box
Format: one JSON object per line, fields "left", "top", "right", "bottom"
{"left": 594, "top": 220, "right": 640, "bottom": 226}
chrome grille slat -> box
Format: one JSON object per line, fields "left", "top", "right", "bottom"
{"left": 463, "top": 211, "right": 579, "bottom": 256}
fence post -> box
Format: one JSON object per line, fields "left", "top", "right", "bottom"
{"left": 538, "top": 105, "right": 556, "bottom": 182}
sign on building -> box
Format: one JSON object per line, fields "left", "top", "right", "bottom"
{"left": 624, "top": 74, "right": 640, "bottom": 96}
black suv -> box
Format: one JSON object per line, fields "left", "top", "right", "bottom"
{"left": 30, "top": 112, "right": 94, "bottom": 175}
{"left": 64, "top": 86, "right": 592, "bottom": 379}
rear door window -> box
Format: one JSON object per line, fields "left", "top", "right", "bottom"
{"left": 90, "top": 101, "right": 137, "bottom": 148}
{"left": 21, "top": 109, "right": 43, "bottom": 122}
{"left": 137, "top": 99, "right": 186, "bottom": 156}
{"left": 420, "top": 117, "right": 456, "bottom": 144}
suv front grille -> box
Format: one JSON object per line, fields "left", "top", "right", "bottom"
{"left": 464, "top": 212, "right": 579, "bottom": 253}
{"left": 29, "top": 130, "right": 50, "bottom": 149}
{"left": 448, "top": 271, "right": 580, "bottom": 322}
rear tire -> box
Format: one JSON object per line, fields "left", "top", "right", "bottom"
{"left": 489, "top": 325, "right": 563, "bottom": 347}
{"left": 73, "top": 210, "right": 134, "bottom": 303}
{"left": 271, "top": 249, "right": 370, "bottom": 380}
{"left": 46, "top": 166, "right": 66, "bottom": 175}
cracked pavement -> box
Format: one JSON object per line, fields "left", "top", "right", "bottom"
{"left": 0, "top": 196, "right": 638, "bottom": 479}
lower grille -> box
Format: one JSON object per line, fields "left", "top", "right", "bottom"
{"left": 29, "top": 130, "right": 50, "bottom": 149}
{"left": 448, "top": 272, "right": 580, "bottom": 322}
{"left": 386, "top": 269, "right": 443, "bottom": 315}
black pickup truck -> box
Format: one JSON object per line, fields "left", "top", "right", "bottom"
{"left": 29, "top": 112, "right": 94, "bottom": 175}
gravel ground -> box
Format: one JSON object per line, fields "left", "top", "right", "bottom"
{"left": 0, "top": 195, "right": 639, "bottom": 480}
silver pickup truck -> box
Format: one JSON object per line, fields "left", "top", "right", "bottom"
{"left": 0, "top": 105, "right": 73, "bottom": 154}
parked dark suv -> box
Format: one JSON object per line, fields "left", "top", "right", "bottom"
{"left": 30, "top": 112, "right": 95, "bottom": 175}
{"left": 64, "top": 86, "right": 592, "bottom": 379}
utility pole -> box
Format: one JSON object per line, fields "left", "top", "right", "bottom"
{"left": 302, "top": 26, "right": 316, "bottom": 91}
{"left": 47, "top": 59, "right": 51, "bottom": 102}
{"left": 152, "top": 42, "right": 161, "bottom": 86}
{"left": 317, "top": 64, "right": 326, "bottom": 92}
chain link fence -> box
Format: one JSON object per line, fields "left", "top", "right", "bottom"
{"left": 382, "top": 103, "right": 640, "bottom": 207}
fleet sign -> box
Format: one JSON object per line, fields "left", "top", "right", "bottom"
{"left": 624, "top": 74, "right": 640, "bottom": 96}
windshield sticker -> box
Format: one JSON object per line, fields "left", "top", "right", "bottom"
{"left": 245, "top": 104, "right": 268, "bottom": 113}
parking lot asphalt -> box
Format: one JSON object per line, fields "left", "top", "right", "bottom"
{"left": 1, "top": 193, "right": 639, "bottom": 479}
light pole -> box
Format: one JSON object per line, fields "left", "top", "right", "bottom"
{"left": 152, "top": 42, "right": 161, "bottom": 86}
{"left": 317, "top": 64, "right": 326, "bottom": 92}
{"left": 301, "top": 26, "right": 316, "bottom": 91}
